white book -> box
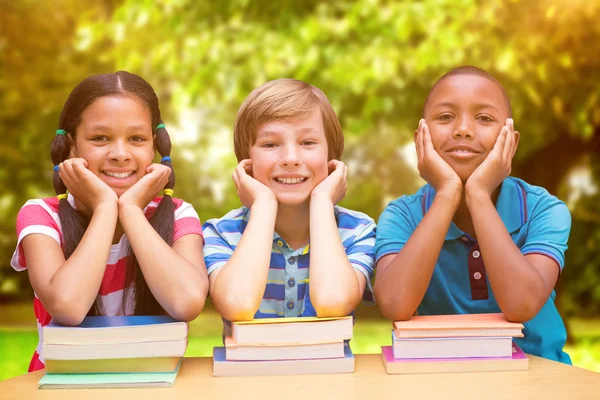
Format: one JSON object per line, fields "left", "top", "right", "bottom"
{"left": 213, "top": 345, "right": 354, "bottom": 377}
{"left": 392, "top": 331, "right": 513, "bottom": 359}
{"left": 43, "top": 338, "right": 188, "bottom": 360}
{"left": 224, "top": 337, "right": 345, "bottom": 361}
{"left": 43, "top": 316, "right": 187, "bottom": 344}
{"left": 231, "top": 316, "right": 353, "bottom": 345}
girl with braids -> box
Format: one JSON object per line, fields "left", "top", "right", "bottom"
{"left": 10, "top": 71, "right": 209, "bottom": 372}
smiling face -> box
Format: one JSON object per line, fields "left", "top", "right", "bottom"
{"left": 424, "top": 74, "right": 511, "bottom": 182}
{"left": 249, "top": 109, "right": 329, "bottom": 206}
{"left": 70, "top": 94, "right": 155, "bottom": 197}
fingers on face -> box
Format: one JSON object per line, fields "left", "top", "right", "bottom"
{"left": 236, "top": 159, "right": 252, "bottom": 178}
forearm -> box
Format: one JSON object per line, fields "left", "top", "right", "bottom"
{"left": 374, "top": 191, "right": 460, "bottom": 321}
{"left": 309, "top": 196, "right": 362, "bottom": 317}
{"left": 48, "top": 204, "right": 118, "bottom": 324}
{"left": 211, "top": 199, "right": 278, "bottom": 321}
{"left": 119, "top": 205, "right": 208, "bottom": 321}
{"left": 467, "top": 190, "right": 548, "bottom": 321}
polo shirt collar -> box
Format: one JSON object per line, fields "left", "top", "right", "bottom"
{"left": 422, "top": 177, "right": 528, "bottom": 241}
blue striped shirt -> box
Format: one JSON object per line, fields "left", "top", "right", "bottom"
{"left": 203, "top": 205, "right": 376, "bottom": 322}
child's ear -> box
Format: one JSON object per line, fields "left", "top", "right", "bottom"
{"left": 512, "top": 130, "right": 521, "bottom": 157}
{"left": 67, "top": 134, "right": 76, "bottom": 158}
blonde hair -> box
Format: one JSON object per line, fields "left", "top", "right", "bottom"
{"left": 233, "top": 78, "right": 344, "bottom": 161}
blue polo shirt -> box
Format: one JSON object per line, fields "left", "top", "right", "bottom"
{"left": 375, "top": 177, "right": 572, "bottom": 364}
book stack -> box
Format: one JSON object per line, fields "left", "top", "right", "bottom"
{"left": 39, "top": 316, "right": 187, "bottom": 388}
{"left": 213, "top": 316, "right": 354, "bottom": 377}
{"left": 381, "top": 313, "right": 529, "bottom": 374}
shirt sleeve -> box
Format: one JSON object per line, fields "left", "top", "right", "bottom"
{"left": 344, "top": 220, "right": 377, "bottom": 306}
{"left": 374, "top": 197, "right": 419, "bottom": 263}
{"left": 202, "top": 221, "right": 235, "bottom": 275}
{"left": 172, "top": 201, "right": 204, "bottom": 243}
{"left": 520, "top": 197, "right": 571, "bottom": 270}
{"left": 11, "top": 201, "right": 62, "bottom": 271}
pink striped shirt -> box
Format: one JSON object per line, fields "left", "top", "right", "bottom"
{"left": 10, "top": 195, "right": 203, "bottom": 372}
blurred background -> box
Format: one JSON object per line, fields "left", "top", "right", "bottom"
{"left": 1, "top": 0, "right": 599, "bottom": 380}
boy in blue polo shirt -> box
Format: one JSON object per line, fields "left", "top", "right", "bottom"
{"left": 203, "top": 79, "right": 376, "bottom": 334}
{"left": 374, "top": 66, "right": 571, "bottom": 363}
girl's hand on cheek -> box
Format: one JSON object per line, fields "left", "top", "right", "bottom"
{"left": 118, "top": 163, "right": 171, "bottom": 210}
{"left": 58, "top": 158, "right": 117, "bottom": 213}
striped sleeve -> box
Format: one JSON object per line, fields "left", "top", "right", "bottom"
{"left": 339, "top": 211, "right": 377, "bottom": 306}
{"left": 11, "top": 200, "right": 62, "bottom": 271}
{"left": 521, "top": 197, "right": 571, "bottom": 270}
{"left": 173, "top": 200, "right": 203, "bottom": 243}
{"left": 202, "top": 220, "right": 235, "bottom": 275}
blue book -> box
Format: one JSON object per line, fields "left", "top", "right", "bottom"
{"left": 43, "top": 316, "right": 187, "bottom": 344}
{"left": 39, "top": 359, "right": 182, "bottom": 389}
{"left": 213, "top": 343, "right": 354, "bottom": 377}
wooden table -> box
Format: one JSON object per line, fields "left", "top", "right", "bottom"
{"left": 1, "top": 354, "right": 599, "bottom": 400}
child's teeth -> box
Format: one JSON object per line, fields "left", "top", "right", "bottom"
{"left": 105, "top": 172, "right": 133, "bottom": 179}
{"left": 277, "top": 177, "right": 305, "bottom": 184}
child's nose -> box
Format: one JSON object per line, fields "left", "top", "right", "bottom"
{"left": 108, "top": 141, "right": 131, "bottom": 162}
{"left": 452, "top": 117, "right": 474, "bottom": 139}
{"left": 280, "top": 145, "right": 301, "bottom": 167}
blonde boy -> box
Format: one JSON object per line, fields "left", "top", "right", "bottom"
{"left": 203, "top": 79, "right": 376, "bottom": 331}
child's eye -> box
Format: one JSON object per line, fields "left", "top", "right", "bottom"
{"left": 130, "top": 136, "right": 146, "bottom": 142}
{"left": 436, "top": 114, "right": 454, "bottom": 121}
{"left": 301, "top": 140, "right": 317, "bottom": 146}
{"left": 262, "top": 142, "right": 278, "bottom": 148}
{"left": 476, "top": 115, "right": 496, "bottom": 122}
{"left": 91, "top": 136, "right": 108, "bottom": 142}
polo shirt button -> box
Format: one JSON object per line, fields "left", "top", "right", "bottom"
{"left": 286, "top": 300, "right": 294, "bottom": 310}
{"left": 472, "top": 250, "right": 481, "bottom": 258}
{"left": 474, "top": 272, "right": 482, "bottom": 280}
{"left": 276, "top": 240, "right": 284, "bottom": 247}
{"left": 289, "top": 257, "right": 296, "bottom": 265}
{"left": 288, "top": 277, "right": 296, "bottom": 287}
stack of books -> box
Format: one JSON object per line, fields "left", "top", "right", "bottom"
{"left": 381, "top": 313, "right": 529, "bottom": 374}
{"left": 213, "top": 316, "right": 354, "bottom": 377}
{"left": 39, "top": 316, "right": 187, "bottom": 388}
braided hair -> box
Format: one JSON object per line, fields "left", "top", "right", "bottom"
{"left": 50, "top": 71, "right": 175, "bottom": 316}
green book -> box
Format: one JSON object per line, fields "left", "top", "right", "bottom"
{"left": 38, "top": 359, "right": 182, "bottom": 389}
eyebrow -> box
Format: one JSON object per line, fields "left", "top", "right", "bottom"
{"left": 257, "top": 127, "right": 317, "bottom": 138}
{"left": 432, "top": 101, "right": 500, "bottom": 113}
{"left": 88, "top": 124, "right": 150, "bottom": 132}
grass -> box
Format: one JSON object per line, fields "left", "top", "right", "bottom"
{"left": 1, "top": 303, "right": 599, "bottom": 381}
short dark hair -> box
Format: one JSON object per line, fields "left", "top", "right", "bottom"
{"left": 423, "top": 66, "right": 512, "bottom": 117}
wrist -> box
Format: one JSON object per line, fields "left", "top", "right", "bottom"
{"left": 465, "top": 187, "right": 492, "bottom": 208}
{"left": 118, "top": 201, "right": 145, "bottom": 218}
{"left": 252, "top": 194, "right": 278, "bottom": 212}
{"left": 310, "top": 192, "right": 334, "bottom": 207}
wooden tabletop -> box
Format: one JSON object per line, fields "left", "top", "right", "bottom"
{"left": 1, "top": 354, "right": 599, "bottom": 400}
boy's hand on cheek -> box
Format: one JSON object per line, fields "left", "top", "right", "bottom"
{"left": 310, "top": 160, "right": 347, "bottom": 205}
{"left": 415, "top": 119, "right": 462, "bottom": 196}
{"left": 119, "top": 164, "right": 171, "bottom": 210}
{"left": 466, "top": 118, "right": 519, "bottom": 198}
{"left": 232, "top": 159, "right": 276, "bottom": 209}
{"left": 58, "top": 158, "right": 117, "bottom": 213}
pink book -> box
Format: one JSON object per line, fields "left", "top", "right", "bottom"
{"left": 393, "top": 313, "right": 524, "bottom": 338}
{"left": 381, "top": 343, "right": 529, "bottom": 374}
